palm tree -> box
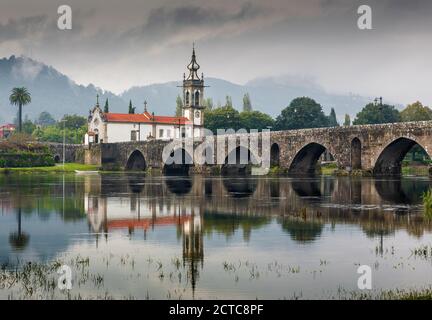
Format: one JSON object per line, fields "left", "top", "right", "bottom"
{"left": 9, "top": 87, "right": 31, "bottom": 132}
{"left": 9, "top": 208, "right": 30, "bottom": 251}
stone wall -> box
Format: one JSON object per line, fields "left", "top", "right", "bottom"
{"left": 46, "top": 143, "right": 84, "bottom": 163}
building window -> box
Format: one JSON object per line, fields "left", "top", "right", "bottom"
{"left": 194, "top": 90, "right": 200, "bottom": 106}
{"left": 131, "top": 130, "right": 137, "bottom": 141}
{"left": 159, "top": 129, "right": 164, "bottom": 138}
{"left": 185, "top": 91, "right": 190, "bottom": 105}
{"left": 167, "top": 129, "right": 171, "bottom": 137}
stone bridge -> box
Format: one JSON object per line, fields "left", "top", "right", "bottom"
{"left": 46, "top": 143, "right": 83, "bottom": 163}
{"left": 88, "top": 121, "right": 432, "bottom": 175}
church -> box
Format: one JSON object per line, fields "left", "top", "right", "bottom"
{"left": 85, "top": 47, "right": 205, "bottom": 144}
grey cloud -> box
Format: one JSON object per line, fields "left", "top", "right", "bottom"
{"left": 0, "top": 15, "right": 50, "bottom": 41}
{"left": 145, "top": 2, "right": 263, "bottom": 30}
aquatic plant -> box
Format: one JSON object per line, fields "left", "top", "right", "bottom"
{"left": 423, "top": 189, "right": 432, "bottom": 218}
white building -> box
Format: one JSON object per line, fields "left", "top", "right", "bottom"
{"left": 85, "top": 47, "right": 206, "bottom": 144}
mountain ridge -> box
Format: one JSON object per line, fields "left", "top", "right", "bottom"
{"left": 0, "top": 55, "right": 378, "bottom": 123}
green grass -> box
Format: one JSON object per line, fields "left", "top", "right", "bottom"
{"left": 320, "top": 162, "right": 338, "bottom": 175}
{"left": 0, "top": 163, "right": 99, "bottom": 173}
{"left": 402, "top": 165, "right": 430, "bottom": 176}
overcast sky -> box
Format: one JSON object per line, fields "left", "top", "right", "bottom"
{"left": 0, "top": 0, "right": 431, "bottom": 105}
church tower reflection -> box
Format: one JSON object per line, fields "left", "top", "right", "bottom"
{"left": 181, "top": 213, "right": 204, "bottom": 296}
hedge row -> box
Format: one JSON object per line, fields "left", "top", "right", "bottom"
{"left": 0, "top": 153, "right": 55, "bottom": 168}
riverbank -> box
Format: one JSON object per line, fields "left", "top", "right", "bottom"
{"left": 0, "top": 163, "right": 99, "bottom": 173}
{"left": 320, "top": 163, "right": 431, "bottom": 177}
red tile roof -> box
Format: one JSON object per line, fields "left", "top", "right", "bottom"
{"left": 107, "top": 215, "right": 191, "bottom": 230}
{"left": 104, "top": 112, "right": 189, "bottom": 125}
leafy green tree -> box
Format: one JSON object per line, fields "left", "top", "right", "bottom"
{"left": 37, "top": 111, "right": 56, "bottom": 126}
{"left": 274, "top": 97, "right": 329, "bottom": 130}
{"left": 344, "top": 114, "right": 351, "bottom": 126}
{"left": 225, "top": 95, "right": 233, "bottom": 108}
{"left": 328, "top": 108, "right": 339, "bottom": 126}
{"left": 242, "top": 93, "right": 252, "bottom": 112}
{"left": 9, "top": 87, "right": 31, "bottom": 132}
{"left": 204, "top": 106, "right": 241, "bottom": 134}
{"left": 22, "top": 117, "right": 36, "bottom": 135}
{"left": 353, "top": 102, "right": 401, "bottom": 125}
{"left": 33, "top": 124, "right": 87, "bottom": 144}
{"left": 128, "top": 100, "right": 135, "bottom": 114}
{"left": 400, "top": 101, "right": 432, "bottom": 122}
{"left": 60, "top": 114, "right": 87, "bottom": 129}
{"left": 175, "top": 95, "right": 183, "bottom": 116}
{"left": 203, "top": 98, "right": 214, "bottom": 111}
{"left": 104, "top": 98, "right": 109, "bottom": 113}
{"left": 239, "top": 111, "right": 274, "bottom": 131}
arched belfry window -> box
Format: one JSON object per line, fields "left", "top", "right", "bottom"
{"left": 185, "top": 91, "right": 190, "bottom": 105}
{"left": 194, "top": 90, "right": 200, "bottom": 106}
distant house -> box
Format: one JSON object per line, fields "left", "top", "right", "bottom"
{"left": 0, "top": 124, "right": 16, "bottom": 139}
{"left": 85, "top": 47, "right": 206, "bottom": 144}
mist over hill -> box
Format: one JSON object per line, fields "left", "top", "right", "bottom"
{"left": 0, "top": 55, "right": 379, "bottom": 123}
{"left": 0, "top": 56, "right": 125, "bottom": 122}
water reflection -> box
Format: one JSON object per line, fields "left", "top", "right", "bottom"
{"left": 1, "top": 174, "right": 432, "bottom": 298}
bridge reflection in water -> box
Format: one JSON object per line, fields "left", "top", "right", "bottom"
{"left": 1, "top": 173, "right": 432, "bottom": 297}
{"left": 79, "top": 174, "right": 432, "bottom": 293}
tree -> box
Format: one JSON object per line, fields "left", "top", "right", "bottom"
{"left": 344, "top": 114, "right": 351, "bottom": 126}
{"left": 61, "top": 114, "right": 87, "bottom": 129}
{"left": 242, "top": 93, "right": 252, "bottom": 112}
{"left": 203, "top": 98, "right": 214, "bottom": 111}
{"left": 328, "top": 108, "right": 339, "bottom": 127}
{"left": 104, "top": 98, "right": 109, "bottom": 113}
{"left": 239, "top": 111, "right": 274, "bottom": 131}
{"left": 37, "top": 111, "right": 56, "bottom": 126}
{"left": 400, "top": 101, "right": 432, "bottom": 122}
{"left": 128, "top": 100, "right": 135, "bottom": 114}
{"left": 175, "top": 95, "right": 183, "bottom": 117}
{"left": 353, "top": 102, "right": 401, "bottom": 125}
{"left": 225, "top": 95, "right": 233, "bottom": 108}
{"left": 9, "top": 87, "right": 31, "bottom": 132}
{"left": 274, "top": 97, "right": 329, "bottom": 130}
{"left": 204, "top": 106, "right": 241, "bottom": 134}
{"left": 22, "top": 117, "right": 36, "bottom": 135}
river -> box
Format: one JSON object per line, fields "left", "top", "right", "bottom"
{"left": 0, "top": 173, "right": 431, "bottom": 299}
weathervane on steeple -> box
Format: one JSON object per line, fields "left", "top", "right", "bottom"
{"left": 96, "top": 94, "right": 99, "bottom": 107}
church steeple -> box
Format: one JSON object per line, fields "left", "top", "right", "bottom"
{"left": 186, "top": 44, "right": 201, "bottom": 80}
{"left": 181, "top": 44, "right": 206, "bottom": 138}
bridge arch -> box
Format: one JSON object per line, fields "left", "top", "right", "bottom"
{"left": 373, "top": 137, "right": 431, "bottom": 175}
{"left": 54, "top": 154, "right": 61, "bottom": 163}
{"left": 126, "top": 150, "right": 146, "bottom": 171}
{"left": 163, "top": 148, "right": 193, "bottom": 175}
{"left": 221, "top": 146, "right": 258, "bottom": 175}
{"left": 289, "top": 142, "right": 334, "bottom": 175}
{"left": 270, "top": 143, "right": 280, "bottom": 167}
{"left": 351, "top": 137, "right": 362, "bottom": 170}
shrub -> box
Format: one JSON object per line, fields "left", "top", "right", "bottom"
{"left": 0, "top": 153, "right": 54, "bottom": 168}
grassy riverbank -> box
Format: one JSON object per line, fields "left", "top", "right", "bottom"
{"left": 0, "top": 163, "right": 99, "bottom": 173}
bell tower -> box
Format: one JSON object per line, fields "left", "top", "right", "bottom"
{"left": 182, "top": 45, "right": 205, "bottom": 137}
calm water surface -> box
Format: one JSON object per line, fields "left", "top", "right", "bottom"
{"left": 1, "top": 173, "right": 432, "bottom": 299}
